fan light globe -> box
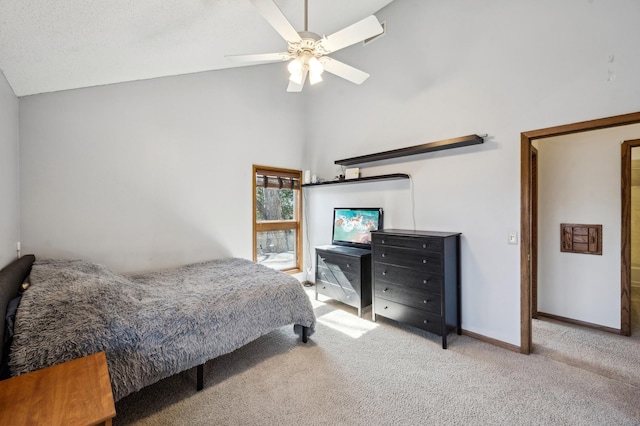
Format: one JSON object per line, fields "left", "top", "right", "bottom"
{"left": 309, "top": 72, "right": 323, "bottom": 85}
{"left": 308, "top": 57, "right": 323, "bottom": 75}
{"left": 287, "top": 58, "right": 303, "bottom": 74}
{"left": 289, "top": 70, "right": 304, "bottom": 85}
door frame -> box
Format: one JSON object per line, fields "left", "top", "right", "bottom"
{"left": 520, "top": 111, "right": 640, "bottom": 354}
{"left": 531, "top": 146, "right": 538, "bottom": 319}
{"left": 621, "top": 138, "right": 640, "bottom": 336}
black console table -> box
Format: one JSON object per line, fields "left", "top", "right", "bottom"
{"left": 371, "top": 229, "right": 461, "bottom": 349}
{"left": 315, "top": 245, "right": 372, "bottom": 317}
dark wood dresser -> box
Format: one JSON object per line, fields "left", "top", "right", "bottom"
{"left": 315, "top": 245, "right": 372, "bottom": 317}
{"left": 371, "top": 229, "right": 461, "bottom": 349}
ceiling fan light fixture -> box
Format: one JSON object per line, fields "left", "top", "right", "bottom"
{"left": 287, "top": 58, "right": 303, "bottom": 74}
{"left": 289, "top": 70, "right": 304, "bottom": 85}
{"left": 309, "top": 71, "right": 322, "bottom": 85}
{"left": 308, "top": 56, "right": 323, "bottom": 75}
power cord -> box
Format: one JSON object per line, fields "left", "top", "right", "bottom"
{"left": 409, "top": 174, "right": 416, "bottom": 231}
{"left": 303, "top": 187, "right": 314, "bottom": 286}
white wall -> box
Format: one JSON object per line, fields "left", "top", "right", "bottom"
{"left": 303, "top": 0, "right": 640, "bottom": 345}
{"left": 537, "top": 124, "right": 640, "bottom": 328}
{"left": 0, "top": 71, "right": 20, "bottom": 268}
{"left": 19, "top": 65, "right": 305, "bottom": 272}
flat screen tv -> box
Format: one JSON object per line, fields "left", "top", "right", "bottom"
{"left": 332, "top": 207, "right": 383, "bottom": 249}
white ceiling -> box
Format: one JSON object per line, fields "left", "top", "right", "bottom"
{"left": 0, "top": 0, "right": 395, "bottom": 97}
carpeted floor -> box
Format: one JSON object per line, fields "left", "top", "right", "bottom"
{"left": 113, "top": 290, "right": 640, "bottom": 425}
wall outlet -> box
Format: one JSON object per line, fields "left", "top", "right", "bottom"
{"left": 508, "top": 231, "right": 518, "bottom": 245}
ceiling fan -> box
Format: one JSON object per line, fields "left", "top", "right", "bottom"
{"left": 226, "top": 0, "right": 384, "bottom": 92}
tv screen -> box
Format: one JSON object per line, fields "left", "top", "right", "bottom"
{"left": 332, "top": 208, "right": 383, "bottom": 249}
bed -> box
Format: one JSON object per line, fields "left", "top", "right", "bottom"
{"left": 0, "top": 255, "right": 315, "bottom": 401}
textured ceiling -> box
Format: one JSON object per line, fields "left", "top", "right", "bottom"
{"left": 0, "top": 0, "right": 394, "bottom": 97}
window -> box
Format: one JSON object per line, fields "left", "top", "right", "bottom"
{"left": 253, "top": 165, "right": 302, "bottom": 273}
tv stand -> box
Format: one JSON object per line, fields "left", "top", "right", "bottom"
{"left": 315, "top": 245, "right": 372, "bottom": 317}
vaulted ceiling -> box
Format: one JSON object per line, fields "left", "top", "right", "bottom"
{"left": 0, "top": 0, "right": 394, "bottom": 97}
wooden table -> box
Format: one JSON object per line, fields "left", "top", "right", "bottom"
{"left": 0, "top": 351, "right": 116, "bottom": 425}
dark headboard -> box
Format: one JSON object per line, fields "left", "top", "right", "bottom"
{"left": 0, "top": 255, "right": 35, "bottom": 368}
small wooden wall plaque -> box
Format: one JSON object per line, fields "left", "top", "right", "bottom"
{"left": 560, "top": 223, "right": 602, "bottom": 255}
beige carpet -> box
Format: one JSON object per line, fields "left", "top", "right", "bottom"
{"left": 113, "top": 290, "right": 640, "bottom": 425}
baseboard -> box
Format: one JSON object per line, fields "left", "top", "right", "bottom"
{"left": 460, "top": 329, "right": 521, "bottom": 353}
{"left": 536, "top": 312, "right": 622, "bottom": 335}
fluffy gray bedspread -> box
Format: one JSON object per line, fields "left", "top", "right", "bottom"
{"left": 9, "top": 257, "right": 315, "bottom": 401}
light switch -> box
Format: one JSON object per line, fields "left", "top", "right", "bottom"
{"left": 508, "top": 231, "right": 518, "bottom": 245}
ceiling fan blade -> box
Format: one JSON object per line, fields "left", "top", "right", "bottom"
{"left": 225, "top": 52, "right": 291, "bottom": 64}
{"left": 321, "top": 57, "right": 370, "bottom": 85}
{"left": 317, "top": 15, "right": 383, "bottom": 54}
{"left": 287, "top": 70, "right": 308, "bottom": 92}
{"left": 250, "top": 0, "right": 302, "bottom": 43}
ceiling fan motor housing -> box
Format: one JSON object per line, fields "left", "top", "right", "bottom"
{"left": 289, "top": 32, "right": 324, "bottom": 58}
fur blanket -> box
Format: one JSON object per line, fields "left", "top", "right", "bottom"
{"left": 9, "top": 258, "right": 315, "bottom": 401}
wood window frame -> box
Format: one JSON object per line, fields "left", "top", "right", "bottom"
{"left": 253, "top": 165, "right": 303, "bottom": 274}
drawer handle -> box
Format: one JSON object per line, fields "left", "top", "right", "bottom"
{"left": 320, "top": 257, "right": 325, "bottom": 261}
{"left": 346, "top": 263, "right": 351, "bottom": 268}
{"left": 423, "top": 299, "right": 430, "bottom": 304}
{"left": 422, "top": 259, "right": 427, "bottom": 264}
{"left": 423, "top": 243, "right": 427, "bottom": 248}
{"left": 423, "top": 319, "right": 429, "bottom": 324}
{"left": 423, "top": 279, "right": 429, "bottom": 284}
{"left": 382, "top": 271, "right": 387, "bottom": 276}
{"left": 381, "top": 253, "right": 386, "bottom": 258}
{"left": 382, "top": 239, "right": 385, "bottom": 244}
{"left": 384, "top": 306, "right": 389, "bottom": 310}
{"left": 383, "top": 288, "right": 388, "bottom": 293}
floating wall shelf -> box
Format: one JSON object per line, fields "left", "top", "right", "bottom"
{"left": 334, "top": 134, "right": 484, "bottom": 166}
{"left": 301, "top": 173, "right": 409, "bottom": 187}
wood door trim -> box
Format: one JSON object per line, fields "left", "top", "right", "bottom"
{"left": 523, "top": 112, "right": 640, "bottom": 139}
{"left": 520, "top": 134, "right": 533, "bottom": 353}
{"left": 520, "top": 111, "right": 640, "bottom": 354}
{"left": 531, "top": 147, "right": 538, "bottom": 319}
{"left": 621, "top": 139, "right": 640, "bottom": 336}
{"left": 536, "top": 312, "right": 622, "bottom": 335}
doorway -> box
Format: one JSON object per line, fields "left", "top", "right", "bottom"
{"left": 520, "top": 111, "right": 640, "bottom": 354}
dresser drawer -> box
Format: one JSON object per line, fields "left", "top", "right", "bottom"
{"left": 317, "top": 251, "right": 361, "bottom": 293}
{"left": 317, "top": 264, "right": 360, "bottom": 291}
{"left": 316, "top": 278, "right": 359, "bottom": 306}
{"left": 372, "top": 234, "right": 442, "bottom": 252}
{"left": 317, "top": 251, "right": 361, "bottom": 273}
{"left": 375, "top": 283, "right": 441, "bottom": 315}
{"left": 373, "top": 263, "right": 442, "bottom": 294}
{"left": 373, "top": 246, "right": 442, "bottom": 272}
{"left": 374, "top": 297, "right": 441, "bottom": 335}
